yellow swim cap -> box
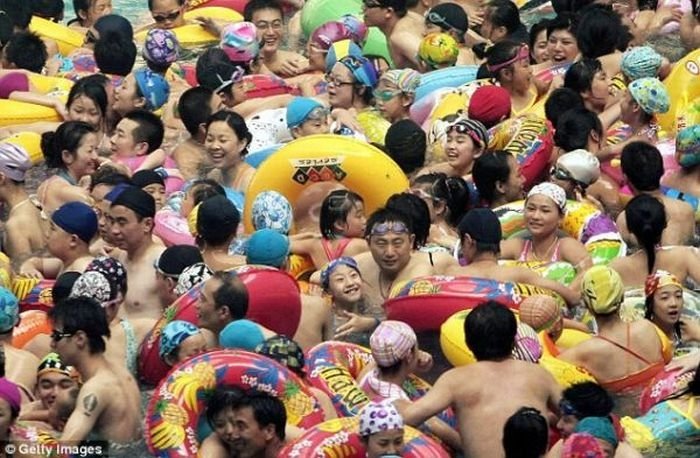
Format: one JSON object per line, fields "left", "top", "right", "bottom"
{"left": 418, "top": 32, "right": 459, "bottom": 69}
{"left": 581, "top": 265, "right": 624, "bottom": 315}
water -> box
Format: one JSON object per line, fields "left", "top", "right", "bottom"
{"left": 60, "top": 0, "right": 151, "bottom": 27}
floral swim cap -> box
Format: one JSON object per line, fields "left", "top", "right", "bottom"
{"left": 628, "top": 77, "right": 669, "bottom": 115}
{"left": 418, "top": 32, "right": 459, "bottom": 69}
{"left": 527, "top": 182, "right": 567, "bottom": 213}
{"left": 159, "top": 320, "right": 201, "bottom": 361}
{"left": 359, "top": 400, "right": 404, "bottom": 437}
{"left": 379, "top": 69, "right": 421, "bottom": 95}
{"left": 251, "top": 191, "right": 293, "bottom": 234}
{"left": 143, "top": 28, "right": 180, "bottom": 65}
{"left": 675, "top": 124, "right": 700, "bottom": 168}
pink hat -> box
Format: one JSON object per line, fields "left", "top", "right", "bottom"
{"left": 310, "top": 21, "right": 353, "bottom": 51}
{"left": 221, "top": 22, "right": 260, "bottom": 64}
{"left": 370, "top": 320, "right": 416, "bottom": 367}
{"left": 468, "top": 85, "right": 512, "bottom": 128}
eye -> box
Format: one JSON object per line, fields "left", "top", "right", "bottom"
{"left": 686, "top": 61, "right": 699, "bottom": 75}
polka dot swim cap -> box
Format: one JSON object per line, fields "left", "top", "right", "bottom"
{"left": 359, "top": 400, "right": 404, "bottom": 437}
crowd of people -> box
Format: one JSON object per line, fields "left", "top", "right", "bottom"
{"left": 0, "top": 0, "right": 696, "bottom": 456}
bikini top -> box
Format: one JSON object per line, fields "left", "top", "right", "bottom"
{"left": 518, "top": 238, "right": 561, "bottom": 263}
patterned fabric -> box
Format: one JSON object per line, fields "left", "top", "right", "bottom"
{"left": 645, "top": 270, "right": 682, "bottom": 298}
{"left": 70, "top": 271, "right": 112, "bottom": 306}
{"left": 621, "top": 46, "right": 662, "bottom": 81}
{"left": 519, "top": 295, "right": 561, "bottom": 332}
{"left": 627, "top": 399, "right": 700, "bottom": 457}
{"left": 174, "top": 262, "right": 212, "bottom": 297}
{"left": 628, "top": 78, "right": 670, "bottom": 115}
{"left": 0, "top": 287, "right": 18, "bottom": 333}
{"left": 370, "top": 321, "right": 416, "bottom": 367}
{"left": 582, "top": 266, "right": 624, "bottom": 315}
{"left": 445, "top": 117, "right": 490, "bottom": 148}
{"left": 37, "top": 352, "right": 80, "bottom": 382}
{"left": 320, "top": 256, "right": 361, "bottom": 290}
{"left": 527, "top": 182, "right": 567, "bottom": 213}
{"left": 85, "top": 256, "right": 127, "bottom": 301}
{"left": 676, "top": 125, "right": 700, "bottom": 168}
{"left": 143, "top": 28, "right": 180, "bottom": 65}
{"left": 574, "top": 416, "right": 619, "bottom": 448}
{"left": 255, "top": 335, "right": 305, "bottom": 374}
{"left": 418, "top": 32, "right": 459, "bottom": 68}
{"left": 512, "top": 322, "right": 542, "bottom": 362}
{"left": 221, "top": 22, "right": 259, "bottom": 63}
{"left": 251, "top": 190, "right": 293, "bottom": 234}
{"left": 563, "top": 433, "right": 605, "bottom": 458}
{"left": 379, "top": 69, "right": 421, "bottom": 95}
{"left": 358, "top": 399, "right": 405, "bottom": 437}
{"left": 159, "top": 320, "right": 200, "bottom": 360}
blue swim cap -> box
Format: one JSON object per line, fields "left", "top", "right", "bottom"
{"left": 325, "top": 39, "right": 364, "bottom": 73}
{"left": 219, "top": 319, "right": 265, "bottom": 351}
{"left": 52, "top": 201, "right": 98, "bottom": 244}
{"left": 134, "top": 68, "right": 170, "bottom": 111}
{"left": 286, "top": 97, "right": 324, "bottom": 129}
{"left": 0, "top": 287, "right": 18, "bottom": 333}
{"left": 159, "top": 320, "right": 201, "bottom": 361}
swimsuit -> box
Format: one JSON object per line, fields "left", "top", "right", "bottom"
{"left": 119, "top": 318, "right": 138, "bottom": 377}
{"left": 358, "top": 369, "right": 410, "bottom": 402}
{"left": 321, "top": 238, "right": 352, "bottom": 262}
{"left": 518, "top": 238, "right": 561, "bottom": 263}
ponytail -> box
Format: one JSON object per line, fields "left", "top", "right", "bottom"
{"left": 624, "top": 194, "right": 666, "bottom": 274}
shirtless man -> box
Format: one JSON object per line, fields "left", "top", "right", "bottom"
{"left": 447, "top": 208, "right": 581, "bottom": 306}
{"left": 19, "top": 202, "right": 97, "bottom": 278}
{"left": 617, "top": 141, "right": 694, "bottom": 246}
{"left": 0, "top": 142, "right": 45, "bottom": 260}
{"left": 107, "top": 186, "right": 165, "bottom": 320}
{"left": 196, "top": 195, "right": 246, "bottom": 271}
{"left": 401, "top": 301, "right": 562, "bottom": 458}
{"left": 0, "top": 287, "right": 39, "bottom": 402}
{"left": 363, "top": 0, "right": 425, "bottom": 69}
{"left": 48, "top": 296, "right": 143, "bottom": 449}
{"left": 171, "top": 87, "right": 217, "bottom": 181}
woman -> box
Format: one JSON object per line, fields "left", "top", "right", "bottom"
{"left": 68, "top": 0, "right": 114, "bottom": 30}
{"left": 608, "top": 195, "right": 700, "bottom": 288}
{"left": 546, "top": 14, "right": 579, "bottom": 64}
{"left": 645, "top": 270, "right": 686, "bottom": 349}
{"left": 36, "top": 120, "right": 99, "bottom": 215}
{"left": 501, "top": 183, "right": 592, "bottom": 270}
{"left": 563, "top": 59, "right": 610, "bottom": 114}
{"left": 618, "top": 77, "right": 669, "bottom": 145}
{"left": 419, "top": 116, "right": 489, "bottom": 179}
{"left": 0, "top": 378, "right": 21, "bottom": 449}
{"left": 472, "top": 150, "right": 524, "bottom": 208}
{"left": 529, "top": 19, "right": 550, "bottom": 64}
{"left": 359, "top": 400, "right": 405, "bottom": 458}
{"left": 549, "top": 149, "right": 602, "bottom": 206}
{"left": 484, "top": 41, "right": 543, "bottom": 115}
{"left": 203, "top": 110, "right": 255, "bottom": 195}
{"left": 375, "top": 69, "right": 420, "bottom": 124}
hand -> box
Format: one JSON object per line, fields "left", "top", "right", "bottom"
{"left": 665, "top": 351, "right": 700, "bottom": 374}
{"left": 279, "top": 57, "right": 309, "bottom": 77}
{"left": 195, "top": 16, "right": 221, "bottom": 37}
{"left": 18, "top": 263, "right": 43, "bottom": 279}
{"left": 334, "top": 310, "right": 376, "bottom": 339}
{"left": 332, "top": 108, "right": 364, "bottom": 134}
{"left": 680, "top": 319, "right": 700, "bottom": 342}
{"left": 651, "top": 5, "right": 683, "bottom": 29}
{"left": 416, "top": 350, "right": 433, "bottom": 372}
{"left": 54, "top": 101, "right": 69, "bottom": 120}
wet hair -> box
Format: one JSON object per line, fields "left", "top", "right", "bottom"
{"left": 485, "top": 0, "right": 523, "bottom": 36}
{"left": 484, "top": 40, "right": 523, "bottom": 80}
{"left": 89, "top": 167, "right": 132, "bottom": 191}
{"left": 122, "top": 110, "right": 164, "bottom": 154}
{"left": 147, "top": 0, "right": 185, "bottom": 9}
{"left": 188, "top": 179, "right": 225, "bottom": 205}
{"left": 79, "top": 72, "right": 110, "bottom": 89}
{"left": 364, "top": 207, "right": 414, "bottom": 238}
{"left": 553, "top": 108, "right": 602, "bottom": 152}
{"left": 0, "top": 13, "right": 12, "bottom": 51}
{"left": 465, "top": 300, "right": 517, "bottom": 361}
{"left": 197, "top": 196, "right": 241, "bottom": 246}
{"left": 386, "top": 193, "right": 430, "bottom": 249}
{"left": 624, "top": 194, "right": 666, "bottom": 274}
{"left": 544, "top": 88, "right": 585, "bottom": 126}
{"left": 237, "top": 391, "right": 286, "bottom": 441}
{"left": 621, "top": 142, "right": 663, "bottom": 192}
{"left": 178, "top": 87, "right": 215, "bottom": 137}
{"left": 384, "top": 119, "right": 426, "bottom": 176}
{"left": 412, "top": 173, "right": 470, "bottom": 227}
{"left": 319, "top": 190, "right": 365, "bottom": 240}
{"left": 195, "top": 47, "right": 231, "bottom": 91}
{"left": 32, "top": 0, "right": 65, "bottom": 22}
{"left": 564, "top": 58, "right": 603, "bottom": 94}
{"left": 41, "top": 121, "right": 96, "bottom": 169}
{"left": 94, "top": 32, "right": 137, "bottom": 76}
{"left": 52, "top": 271, "right": 82, "bottom": 304}
{"left": 205, "top": 110, "right": 252, "bottom": 157}
{"left": 528, "top": 19, "right": 549, "bottom": 64}
{"left": 49, "top": 296, "right": 111, "bottom": 354}
{"left": 4, "top": 32, "right": 47, "bottom": 73}
{"left": 562, "top": 382, "right": 614, "bottom": 418}
{"left": 575, "top": 4, "right": 629, "bottom": 59}
{"left": 206, "top": 386, "right": 244, "bottom": 429}
{"left": 0, "top": 0, "right": 32, "bottom": 29}
{"left": 472, "top": 150, "right": 513, "bottom": 206}
{"left": 211, "top": 270, "right": 249, "bottom": 320}
{"left": 67, "top": 78, "right": 108, "bottom": 123}
{"left": 645, "top": 293, "right": 682, "bottom": 346}
{"left": 243, "top": 0, "right": 283, "bottom": 21}
{"left": 503, "top": 407, "right": 549, "bottom": 458}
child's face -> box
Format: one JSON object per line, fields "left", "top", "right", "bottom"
{"left": 110, "top": 118, "right": 140, "bottom": 157}
{"left": 144, "top": 183, "right": 166, "bottom": 210}
{"left": 340, "top": 202, "right": 367, "bottom": 238}
{"left": 297, "top": 116, "right": 329, "bottom": 138}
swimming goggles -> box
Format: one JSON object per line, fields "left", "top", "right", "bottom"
{"left": 369, "top": 221, "right": 410, "bottom": 236}
{"left": 425, "top": 11, "right": 465, "bottom": 35}
{"left": 445, "top": 119, "right": 486, "bottom": 147}
{"left": 486, "top": 44, "right": 529, "bottom": 73}
{"left": 559, "top": 399, "right": 580, "bottom": 417}
{"left": 214, "top": 66, "right": 245, "bottom": 94}
{"left": 550, "top": 166, "right": 574, "bottom": 182}
{"left": 375, "top": 89, "right": 402, "bottom": 102}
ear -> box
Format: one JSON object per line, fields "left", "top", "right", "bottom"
{"left": 142, "top": 216, "right": 155, "bottom": 233}
{"left": 401, "top": 93, "right": 414, "bottom": 108}
{"left": 74, "top": 330, "right": 89, "bottom": 351}
{"left": 495, "top": 179, "right": 506, "bottom": 196}
{"left": 218, "top": 304, "right": 231, "bottom": 320}
{"left": 69, "top": 234, "right": 81, "bottom": 247}
{"left": 333, "top": 219, "right": 348, "bottom": 234}
{"left": 134, "top": 96, "right": 146, "bottom": 110}
{"left": 61, "top": 150, "right": 75, "bottom": 165}
{"left": 235, "top": 137, "right": 249, "bottom": 155}
{"left": 197, "top": 123, "right": 207, "bottom": 138}
{"left": 589, "top": 129, "right": 601, "bottom": 145}
{"left": 78, "top": 10, "right": 87, "bottom": 21}
{"left": 134, "top": 141, "right": 150, "bottom": 156}
{"left": 409, "top": 233, "right": 416, "bottom": 247}
{"left": 262, "top": 423, "right": 276, "bottom": 441}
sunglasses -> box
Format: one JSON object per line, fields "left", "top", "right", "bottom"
{"left": 51, "top": 329, "right": 75, "bottom": 342}
{"left": 153, "top": 9, "right": 181, "bottom": 23}
{"left": 324, "top": 73, "right": 355, "bottom": 86}
{"left": 550, "top": 166, "right": 573, "bottom": 182}
{"left": 369, "top": 221, "right": 410, "bottom": 236}
{"left": 375, "top": 89, "right": 402, "bottom": 102}
{"left": 363, "top": 0, "right": 384, "bottom": 8}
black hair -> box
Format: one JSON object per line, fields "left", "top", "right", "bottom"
{"left": 575, "top": 4, "right": 629, "bottom": 59}
{"left": 72, "top": 0, "right": 89, "bottom": 23}
{"left": 528, "top": 19, "right": 549, "bottom": 64}
{"left": 41, "top": 121, "right": 96, "bottom": 169}
{"left": 464, "top": 300, "right": 517, "bottom": 361}
{"left": 195, "top": 47, "right": 234, "bottom": 91}
{"left": 624, "top": 194, "right": 666, "bottom": 274}
{"left": 31, "top": 0, "right": 64, "bottom": 21}
{"left": 385, "top": 193, "right": 430, "bottom": 249}
{"left": 502, "top": 407, "right": 549, "bottom": 458}
{"left": 4, "top": 32, "right": 47, "bottom": 73}
{"left": 52, "top": 271, "right": 82, "bottom": 304}
{"left": 553, "top": 108, "right": 602, "bottom": 152}
{"left": 237, "top": 391, "right": 287, "bottom": 441}
{"left": 145, "top": 58, "right": 171, "bottom": 75}
{"left": 94, "top": 32, "right": 136, "bottom": 76}
{"left": 206, "top": 386, "right": 245, "bottom": 428}
{"left": 197, "top": 195, "right": 241, "bottom": 247}
{"left": 178, "top": 87, "right": 215, "bottom": 137}
{"left": 79, "top": 72, "right": 110, "bottom": 89}
{"left": 188, "top": 179, "right": 226, "bottom": 206}
{"left": 0, "top": 0, "right": 32, "bottom": 29}
{"left": 364, "top": 207, "right": 414, "bottom": 238}
{"left": 544, "top": 88, "right": 585, "bottom": 126}
{"left": 645, "top": 294, "right": 682, "bottom": 341}
{"left": 67, "top": 77, "right": 108, "bottom": 121}
{"left": 49, "top": 296, "right": 111, "bottom": 354}
{"left": 562, "top": 382, "right": 614, "bottom": 418}
{"left": 319, "top": 190, "right": 365, "bottom": 240}
{"left": 412, "top": 173, "right": 470, "bottom": 227}
{"left": 211, "top": 270, "right": 249, "bottom": 320}
{"left": 89, "top": 167, "right": 132, "bottom": 191}
{"left": 0, "top": 12, "right": 12, "bottom": 51}
{"left": 564, "top": 58, "right": 603, "bottom": 94}
{"left": 122, "top": 110, "right": 165, "bottom": 154}
{"left": 147, "top": 0, "right": 185, "bottom": 8}
{"left": 205, "top": 110, "right": 253, "bottom": 157}
{"left": 472, "top": 150, "right": 513, "bottom": 206}
{"left": 243, "top": 0, "right": 283, "bottom": 21}
{"left": 384, "top": 119, "right": 426, "bottom": 176}
{"left": 457, "top": 212, "right": 501, "bottom": 254}
{"left": 546, "top": 13, "right": 576, "bottom": 37}
{"left": 485, "top": 0, "right": 522, "bottom": 36}
{"left": 485, "top": 40, "right": 522, "bottom": 80}
{"left": 621, "top": 141, "right": 663, "bottom": 192}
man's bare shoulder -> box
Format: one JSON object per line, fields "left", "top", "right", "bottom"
{"left": 278, "top": 49, "right": 305, "bottom": 60}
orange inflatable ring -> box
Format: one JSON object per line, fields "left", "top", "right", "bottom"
{"left": 12, "top": 310, "right": 51, "bottom": 348}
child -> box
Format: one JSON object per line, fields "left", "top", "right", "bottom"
{"left": 286, "top": 96, "right": 329, "bottom": 139}
{"left": 132, "top": 169, "right": 166, "bottom": 211}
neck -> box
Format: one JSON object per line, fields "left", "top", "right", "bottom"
{"left": 378, "top": 366, "right": 408, "bottom": 386}
{"left": 639, "top": 188, "right": 662, "bottom": 198}
{"left": 60, "top": 248, "right": 90, "bottom": 268}
{"left": 127, "top": 237, "right": 154, "bottom": 261}
{"left": 334, "top": 297, "right": 365, "bottom": 313}
{"left": 490, "top": 195, "right": 509, "bottom": 208}
{"left": 470, "top": 251, "right": 499, "bottom": 263}
{"left": 502, "top": 80, "right": 526, "bottom": 96}
{"left": 595, "top": 313, "right": 620, "bottom": 330}
{"left": 265, "top": 441, "right": 283, "bottom": 458}
{"left": 189, "top": 135, "right": 205, "bottom": 146}
{"left": 3, "top": 186, "right": 28, "bottom": 208}
{"left": 74, "top": 352, "right": 108, "bottom": 381}
{"left": 626, "top": 116, "right": 647, "bottom": 133}
{"left": 380, "top": 16, "right": 400, "bottom": 35}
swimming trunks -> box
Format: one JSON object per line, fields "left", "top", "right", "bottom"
{"left": 119, "top": 319, "right": 138, "bottom": 377}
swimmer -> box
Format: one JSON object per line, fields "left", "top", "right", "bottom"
{"left": 171, "top": 87, "right": 218, "bottom": 181}
{"left": 472, "top": 150, "right": 524, "bottom": 209}
{"left": 159, "top": 320, "right": 207, "bottom": 367}
{"left": 662, "top": 125, "right": 700, "bottom": 199}
{"left": 363, "top": 0, "right": 425, "bottom": 69}
{"left": 359, "top": 400, "right": 406, "bottom": 458}
{"left": 286, "top": 97, "right": 330, "bottom": 139}
{"left": 109, "top": 110, "right": 169, "bottom": 175}
{"left": 203, "top": 111, "right": 255, "bottom": 194}
{"left": 154, "top": 245, "right": 203, "bottom": 308}
{"left": 195, "top": 195, "right": 246, "bottom": 271}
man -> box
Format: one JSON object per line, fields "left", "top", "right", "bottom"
{"left": 618, "top": 141, "right": 695, "bottom": 246}
{"left": 154, "top": 245, "right": 203, "bottom": 308}
{"left": 197, "top": 195, "right": 246, "bottom": 270}
{"left": 363, "top": 0, "right": 425, "bottom": 69}
{"left": 19, "top": 201, "right": 97, "bottom": 278}
{"left": 107, "top": 186, "right": 165, "bottom": 319}
{"left": 49, "top": 296, "right": 143, "bottom": 449}
{"left": 172, "top": 87, "right": 217, "bottom": 180}
{"left": 400, "top": 301, "right": 561, "bottom": 457}
{"left": 446, "top": 208, "right": 580, "bottom": 307}
{"left": 0, "top": 287, "right": 39, "bottom": 402}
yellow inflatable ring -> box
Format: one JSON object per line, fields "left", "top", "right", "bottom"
{"left": 29, "top": 74, "right": 74, "bottom": 94}
{"left": 0, "top": 101, "right": 60, "bottom": 126}
{"left": 29, "top": 16, "right": 84, "bottom": 56}
{"left": 243, "top": 134, "right": 408, "bottom": 233}
{"left": 135, "top": 7, "right": 243, "bottom": 48}
{"left": 658, "top": 48, "right": 700, "bottom": 135}
{"left": 4, "top": 132, "right": 43, "bottom": 165}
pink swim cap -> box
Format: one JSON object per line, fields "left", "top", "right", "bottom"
{"left": 221, "top": 22, "right": 260, "bottom": 64}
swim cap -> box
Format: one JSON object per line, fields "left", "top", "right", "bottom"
{"left": 197, "top": 195, "right": 239, "bottom": 239}
{"left": 556, "top": 149, "right": 601, "bottom": 187}
{"left": 512, "top": 322, "right": 542, "bottom": 363}
{"left": 384, "top": 119, "right": 426, "bottom": 175}
{"left": 675, "top": 124, "right": 700, "bottom": 168}
{"left": 645, "top": 269, "right": 682, "bottom": 298}
{"left": 426, "top": 3, "right": 469, "bottom": 39}
{"left": 418, "top": 32, "right": 459, "bottom": 69}
{"left": 519, "top": 295, "right": 561, "bottom": 332}
{"left": 131, "top": 169, "right": 164, "bottom": 188}
{"left": 219, "top": 319, "right": 265, "bottom": 351}
{"left": 51, "top": 201, "right": 98, "bottom": 244}
{"left": 457, "top": 208, "right": 502, "bottom": 244}
{"left": 37, "top": 352, "right": 80, "bottom": 382}
{"left": 563, "top": 433, "right": 605, "bottom": 458}
{"left": 574, "top": 417, "right": 619, "bottom": 448}
{"left": 445, "top": 117, "right": 489, "bottom": 148}
{"left": 251, "top": 191, "right": 292, "bottom": 234}
{"left": 379, "top": 69, "right": 421, "bottom": 95}
{"left": 0, "top": 378, "right": 21, "bottom": 417}
{"left": 628, "top": 77, "right": 669, "bottom": 115}
{"left": 175, "top": 262, "right": 212, "bottom": 297}
{"left": 0, "top": 142, "right": 31, "bottom": 182}
{"left": 246, "top": 229, "right": 289, "bottom": 268}
{"left": 143, "top": 28, "right": 180, "bottom": 66}
{"left": 255, "top": 335, "right": 305, "bottom": 375}
{"left": 621, "top": 46, "right": 662, "bottom": 82}
{"left": 581, "top": 265, "right": 623, "bottom": 315}
{"left": 359, "top": 399, "right": 404, "bottom": 437}
{"left": 310, "top": 21, "right": 353, "bottom": 51}
{"left": 467, "top": 85, "right": 512, "bottom": 129}
{"left": 320, "top": 256, "right": 361, "bottom": 291}
{"left": 159, "top": 320, "right": 201, "bottom": 361}
{"left": 339, "top": 15, "right": 368, "bottom": 44}
{"left": 104, "top": 183, "right": 131, "bottom": 202}
{"left": 155, "top": 245, "right": 203, "bottom": 278}
{"left": 527, "top": 182, "right": 567, "bottom": 213}
{"left": 134, "top": 68, "right": 170, "bottom": 112}
{"left": 70, "top": 271, "right": 113, "bottom": 306}
{"left": 370, "top": 320, "right": 416, "bottom": 367}
{"left": 84, "top": 256, "right": 127, "bottom": 301}
{"left": 94, "top": 14, "right": 134, "bottom": 42}
{"left": 221, "top": 22, "right": 259, "bottom": 64}
{"left": 338, "top": 55, "right": 378, "bottom": 88}
{"left": 111, "top": 186, "right": 156, "bottom": 218}
{"left": 325, "top": 39, "right": 364, "bottom": 73}
{"left": 286, "top": 97, "right": 325, "bottom": 129}
{"left": 0, "top": 287, "right": 18, "bottom": 333}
